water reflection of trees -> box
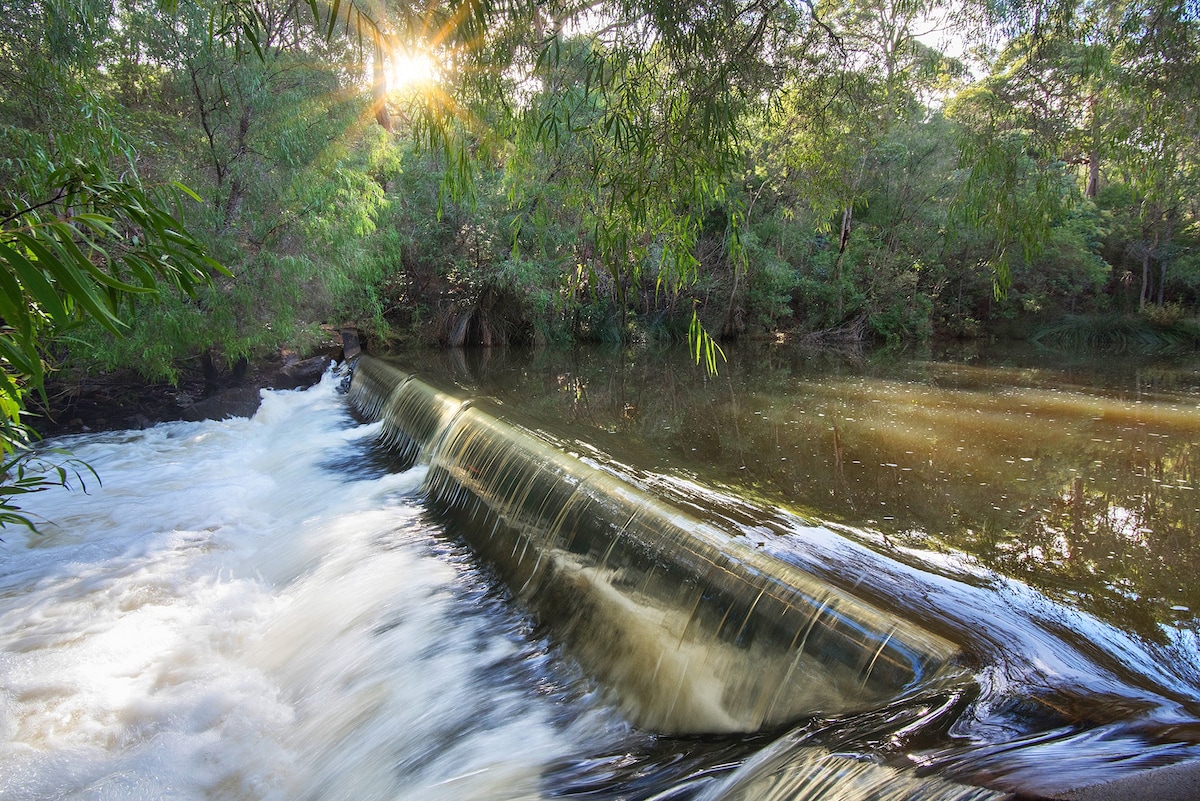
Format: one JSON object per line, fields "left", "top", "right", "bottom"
{"left": 413, "top": 344, "right": 1200, "bottom": 641}
{"left": 1008, "top": 445, "right": 1200, "bottom": 642}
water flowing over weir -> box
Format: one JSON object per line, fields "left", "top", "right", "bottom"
{"left": 348, "top": 356, "right": 969, "bottom": 736}
{"left": 346, "top": 352, "right": 1200, "bottom": 799}
{"left": 6, "top": 353, "right": 1199, "bottom": 800}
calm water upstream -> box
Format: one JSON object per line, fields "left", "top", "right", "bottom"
{"left": 1, "top": 342, "right": 1198, "bottom": 800}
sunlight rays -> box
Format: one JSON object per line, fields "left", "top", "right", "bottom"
{"left": 387, "top": 48, "right": 439, "bottom": 93}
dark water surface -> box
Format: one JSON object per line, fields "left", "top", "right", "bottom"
{"left": 388, "top": 340, "right": 1200, "bottom": 796}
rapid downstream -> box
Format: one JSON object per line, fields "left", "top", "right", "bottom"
{"left": 0, "top": 372, "right": 643, "bottom": 800}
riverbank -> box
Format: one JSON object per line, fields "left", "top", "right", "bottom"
{"left": 30, "top": 329, "right": 362, "bottom": 438}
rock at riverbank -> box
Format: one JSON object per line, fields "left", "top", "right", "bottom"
{"left": 180, "top": 386, "right": 266, "bottom": 422}
{"left": 32, "top": 335, "right": 359, "bottom": 438}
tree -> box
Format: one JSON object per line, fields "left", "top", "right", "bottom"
{"left": 950, "top": 0, "right": 1200, "bottom": 299}
{"left": 0, "top": 0, "right": 224, "bottom": 527}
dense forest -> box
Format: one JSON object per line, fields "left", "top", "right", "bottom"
{"left": 1, "top": 0, "right": 1198, "bottom": 514}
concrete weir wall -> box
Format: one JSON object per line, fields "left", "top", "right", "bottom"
{"left": 347, "top": 356, "right": 968, "bottom": 735}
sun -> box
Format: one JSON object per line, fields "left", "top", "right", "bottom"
{"left": 387, "top": 49, "right": 439, "bottom": 93}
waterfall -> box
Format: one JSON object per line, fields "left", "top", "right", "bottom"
{"left": 347, "top": 356, "right": 969, "bottom": 736}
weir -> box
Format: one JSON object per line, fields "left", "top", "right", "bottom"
{"left": 347, "top": 356, "right": 969, "bottom": 735}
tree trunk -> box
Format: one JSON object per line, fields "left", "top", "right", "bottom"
{"left": 1156, "top": 217, "right": 1176, "bottom": 307}
{"left": 1140, "top": 249, "right": 1151, "bottom": 311}
{"left": 1139, "top": 225, "right": 1161, "bottom": 310}
{"left": 373, "top": 53, "right": 392, "bottom": 132}
{"left": 722, "top": 263, "right": 741, "bottom": 339}
{"left": 1085, "top": 93, "right": 1100, "bottom": 199}
{"left": 833, "top": 205, "right": 852, "bottom": 319}
{"left": 222, "top": 105, "right": 253, "bottom": 231}
{"left": 838, "top": 206, "right": 853, "bottom": 253}
{"left": 1086, "top": 148, "right": 1100, "bottom": 199}
{"left": 224, "top": 179, "right": 245, "bottom": 230}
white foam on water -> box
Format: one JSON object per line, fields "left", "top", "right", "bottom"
{"left": 0, "top": 374, "right": 619, "bottom": 801}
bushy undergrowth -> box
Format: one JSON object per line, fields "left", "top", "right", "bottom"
{"left": 1032, "top": 313, "right": 1200, "bottom": 352}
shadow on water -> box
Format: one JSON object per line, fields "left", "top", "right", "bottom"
{"left": 364, "top": 341, "right": 1200, "bottom": 799}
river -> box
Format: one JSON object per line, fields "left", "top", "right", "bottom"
{"left": 1, "top": 342, "right": 1198, "bottom": 799}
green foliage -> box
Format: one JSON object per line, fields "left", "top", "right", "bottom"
{"left": 0, "top": 166, "right": 219, "bottom": 515}
{"left": 500, "top": 4, "right": 817, "bottom": 362}
{"left": 1165, "top": 247, "right": 1200, "bottom": 305}
{"left": 950, "top": 0, "right": 1200, "bottom": 307}
{"left": 0, "top": 447, "right": 99, "bottom": 531}
{"left": 0, "top": 14, "right": 224, "bottom": 524}
{"left": 180, "top": 0, "right": 1198, "bottom": 359}
{"left": 741, "top": 250, "right": 795, "bottom": 332}
{"left": 56, "top": 3, "right": 417, "bottom": 380}
{"left": 688, "top": 307, "right": 725, "bottom": 373}
{"left": 951, "top": 125, "right": 1077, "bottom": 291}
{"left": 0, "top": 0, "right": 1197, "bottom": 533}
{"left": 73, "top": 250, "right": 325, "bottom": 382}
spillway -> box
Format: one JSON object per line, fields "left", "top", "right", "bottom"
{"left": 347, "top": 356, "right": 969, "bottom": 735}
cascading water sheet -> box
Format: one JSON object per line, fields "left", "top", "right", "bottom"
{"left": 348, "top": 356, "right": 970, "bottom": 737}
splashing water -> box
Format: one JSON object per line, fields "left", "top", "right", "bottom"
{"left": 0, "top": 374, "right": 628, "bottom": 801}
